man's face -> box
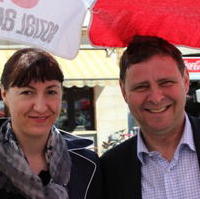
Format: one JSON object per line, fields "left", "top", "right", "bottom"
{"left": 120, "top": 55, "right": 189, "bottom": 136}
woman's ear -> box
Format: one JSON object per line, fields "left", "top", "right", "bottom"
{"left": 1, "top": 87, "right": 7, "bottom": 103}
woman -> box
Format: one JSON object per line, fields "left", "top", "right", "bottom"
{"left": 0, "top": 48, "right": 102, "bottom": 199}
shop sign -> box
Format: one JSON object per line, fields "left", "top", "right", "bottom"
{"left": 183, "top": 57, "right": 200, "bottom": 80}
{"left": 183, "top": 57, "right": 200, "bottom": 73}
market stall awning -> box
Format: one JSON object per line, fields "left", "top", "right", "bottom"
{"left": 0, "top": 49, "right": 120, "bottom": 87}
{"left": 57, "top": 49, "right": 119, "bottom": 87}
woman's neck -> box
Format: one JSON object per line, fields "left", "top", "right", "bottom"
{"left": 17, "top": 134, "right": 49, "bottom": 174}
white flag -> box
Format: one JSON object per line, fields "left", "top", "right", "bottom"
{"left": 0, "top": 0, "right": 94, "bottom": 59}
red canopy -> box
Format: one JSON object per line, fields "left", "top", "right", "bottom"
{"left": 89, "top": 0, "right": 200, "bottom": 48}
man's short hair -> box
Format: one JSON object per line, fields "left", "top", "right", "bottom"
{"left": 119, "top": 35, "right": 186, "bottom": 82}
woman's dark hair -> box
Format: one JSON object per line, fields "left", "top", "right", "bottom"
{"left": 119, "top": 35, "right": 186, "bottom": 82}
{"left": 1, "top": 48, "right": 64, "bottom": 90}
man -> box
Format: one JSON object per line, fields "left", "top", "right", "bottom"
{"left": 101, "top": 35, "right": 200, "bottom": 199}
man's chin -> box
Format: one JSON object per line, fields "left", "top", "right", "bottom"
{"left": 142, "top": 123, "right": 172, "bottom": 135}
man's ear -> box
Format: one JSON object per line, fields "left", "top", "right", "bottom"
{"left": 119, "top": 80, "right": 127, "bottom": 103}
{"left": 183, "top": 69, "right": 190, "bottom": 94}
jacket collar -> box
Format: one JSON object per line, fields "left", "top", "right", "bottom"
{"left": 127, "top": 137, "right": 142, "bottom": 199}
{"left": 188, "top": 116, "right": 200, "bottom": 166}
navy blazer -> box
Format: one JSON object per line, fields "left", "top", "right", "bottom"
{"left": 100, "top": 116, "right": 200, "bottom": 199}
{"left": 61, "top": 130, "right": 103, "bottom": 199}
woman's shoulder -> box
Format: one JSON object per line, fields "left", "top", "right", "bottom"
{"left": 58, "top": 129, "right": 93, "bottom": 149}
{"left": 58, "top": 129, "right": 99, "bottom": 162}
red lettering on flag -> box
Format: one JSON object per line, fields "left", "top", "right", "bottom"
{"left": 11, "top": 0, "right": 39, "bottom": 9}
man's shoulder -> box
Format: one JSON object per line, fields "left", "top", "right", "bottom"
{"left": 188, "top": 115, "right": 200, "bottom": 131}
{"left": 189, "top": 115, "right": 200, "bottom": 123}
{"left": 101, "top": 136, "right": 137, "bottom": 162}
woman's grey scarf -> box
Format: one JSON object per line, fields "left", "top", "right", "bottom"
{"left": 0, "top": 121, "right": 71, "bottom": 199}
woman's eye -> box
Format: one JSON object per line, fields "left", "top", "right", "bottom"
{"left": 20, "top": 90, "right": 33, "bottom": 95}
{"left": 47, "top": 90, "right": 57, "bottom": 95}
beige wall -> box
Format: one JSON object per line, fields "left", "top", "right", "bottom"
{"left": 95, "top": 85, "right": 128, "bottom": 154}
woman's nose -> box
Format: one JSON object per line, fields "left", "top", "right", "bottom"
{"left": 33, "top": 96, "right": 48, "bottom": 113}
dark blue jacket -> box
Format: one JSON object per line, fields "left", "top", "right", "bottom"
{"left": 100, "top": 116, "right": 200, "bottom": 199}
{"left": 61, "top": 130, "right": 103, "bottom": 199}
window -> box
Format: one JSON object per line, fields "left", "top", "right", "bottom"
{"left": 56, "top": 86, "right": 95, "bottom": 132}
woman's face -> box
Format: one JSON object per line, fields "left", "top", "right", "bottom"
{"left": 1, "top": 80, "right": 62, "bottom": 139}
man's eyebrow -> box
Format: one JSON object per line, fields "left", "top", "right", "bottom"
{"left": 132, "top": 77, "right": 177, "bottom": 87}
{"left": 157, "top": 77, "right": 176, "bottom": 83}
{"left": 133, "top": 81, "right": 149, "bottom": 86}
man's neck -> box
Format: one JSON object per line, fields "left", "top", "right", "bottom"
{"left": 141, "top": 127, "right": 184, "bottom": 161}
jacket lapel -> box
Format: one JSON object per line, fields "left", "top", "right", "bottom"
{"left": 67, "top": 150, "right": 96, "bottom": 199}
{"left": 189, "top": 116, "right": 200, "bottom": 167}
{"left": 121, "top": 137, "right": 142, "bottom": 199}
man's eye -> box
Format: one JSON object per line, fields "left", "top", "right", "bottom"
{"left": 133, "top": 85, "right": 148, "bottom": 91}
{"left": 161, "top": 81, "right": 174, "bottom": 87}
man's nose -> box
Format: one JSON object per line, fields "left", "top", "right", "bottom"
{"left": 147, "top": 87, "right": 164, "bottom": 104}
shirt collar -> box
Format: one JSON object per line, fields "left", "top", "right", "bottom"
{"left": 137, "top": 113, "right": 195, "bottom": 165}
{"left": 177, "top": 114, "right": 195, "bottom": 152}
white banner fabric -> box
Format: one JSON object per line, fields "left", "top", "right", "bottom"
{"left": 0, "top": 0, "right": 93, "bottom": 59}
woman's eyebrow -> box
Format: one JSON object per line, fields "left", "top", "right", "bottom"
{"left": 46, "top": 85, "right": 60, "bottom": 89}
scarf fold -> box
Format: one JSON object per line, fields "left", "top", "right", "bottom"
{"left": 0, "top": 121, "right": 71, "bottom": 199}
